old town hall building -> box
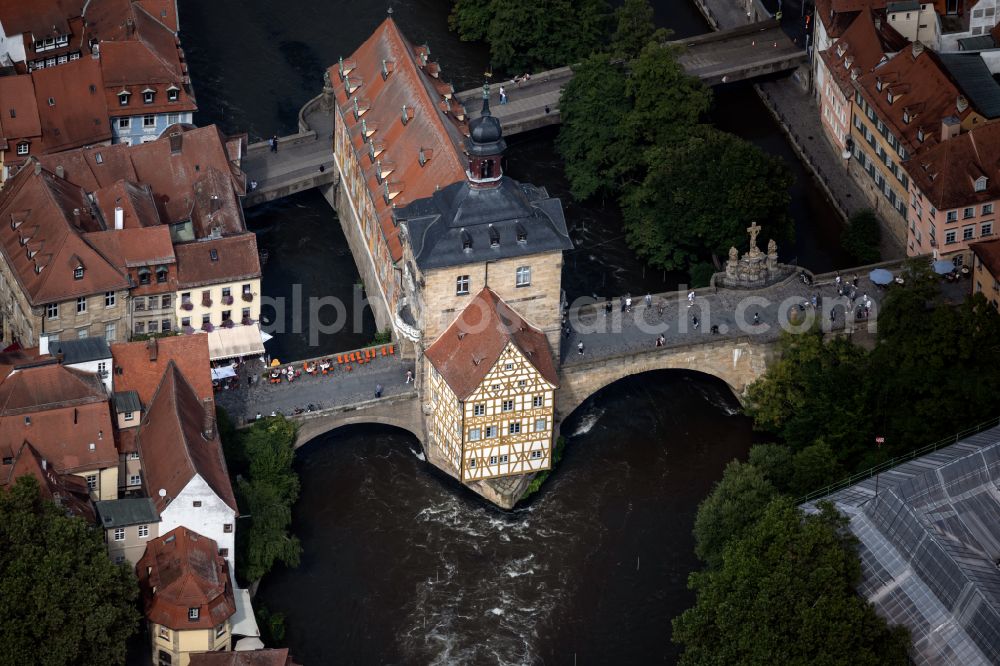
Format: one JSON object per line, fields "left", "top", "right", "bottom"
{"left": 330, "top": 18, "right": 571, "bottom": 500}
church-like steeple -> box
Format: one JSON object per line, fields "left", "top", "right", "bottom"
{"left": 465, "top": 82, "right": 507, "bottom": 187}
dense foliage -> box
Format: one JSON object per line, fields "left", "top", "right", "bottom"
{"left": 0, "top": 476, "right": 139, "bottom": 666}
{"left": 448, "top": 0, "right": 611, "bottom": 71}
{"left": 220, "top": 413, "right": 302, "bottom": 584}
{"left": 747, "top": 258, "right": 1000, "bottom": 473}
{"left": 556, "top": 1, "right": 792, "bottom": 278}
{"left": 675, "top": 498, "right": 911, "bottom": 665}
{"left": 842, "top": 209, "right": 882, "bottom": 265}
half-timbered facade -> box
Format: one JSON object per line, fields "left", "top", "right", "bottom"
{"left": 424, "top": 287, "right": 558, "bottom": 483}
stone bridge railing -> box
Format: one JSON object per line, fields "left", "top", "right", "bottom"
{"left": 291, "top": 390, "right": 422, "bottom": 448}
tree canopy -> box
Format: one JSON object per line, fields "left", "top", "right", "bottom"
{"left": 0, "top": 476, "right": 139, "bottom": 666}
{"left": 692, "top": 460, "right": 777, "bottom": 568}
{"left": 842, "top": 209, "right": 882, "bottom": 265}
{"left": 448, "top": 0, "right": 611, "bottom": 72}
{"left": 675, "top": 499, "right": 911, "bottom": 665}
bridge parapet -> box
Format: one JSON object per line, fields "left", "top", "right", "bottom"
{"left": 292, "top": 390, "right": 422, "bottom": 448}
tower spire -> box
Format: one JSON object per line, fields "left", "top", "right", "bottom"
{"left": 481, "top": 69, "right": 492, "bottom": 116}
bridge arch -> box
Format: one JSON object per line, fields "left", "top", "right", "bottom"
{"left": 555, "top": 337, "right": 774, "bottom": 425}
{"left": 291, "top": 392, "right": 424, "bottom": 449}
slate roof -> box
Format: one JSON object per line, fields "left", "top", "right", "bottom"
{"left": 424, "top": 287, "right": 558, "bottom": 400}
{"left": 802, "top": 425, "right": 1000, "bottom": 665}
{"left": 112, "top": 389, "right": 142, "bottom": 414}
{"left": 137, "top": 526, "right": 236, "bottom": 630}
{"left": 52, "top": 336, "right": 111, "bottom": 365}
{"left": 136, "top": 361, "right": 236, "bottom": 512}
{"left": 938, "top": 53, "right": 1000, "bottom": 119}
{"left": 95, "top": 496, "right": 159, "bottom": 527}
{"left": 396, "top": 177, "right": 572, "bottom": 270}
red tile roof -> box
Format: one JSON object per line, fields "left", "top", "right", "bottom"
{"left": 136, "top": 361, "right": 235, "bottom": 512}
{"left": 815, "top": 0, "right": 888, "bottom": 39}
{"left": 0, "top": 74, "right": 42, "bottom": 152}
{"left": 0, "top": 0, "right": 83, "bottom": 36}
{"left": 175, "top": 233, "right": 261, "bottom": 288}
{"left": 0, "top": 363, "right": 116, "bottom": 474}
{"left": 331, "top": 17, "right": 468, "bottom": 262}
{"left": 134, "top": 0, "right": 178, "bottom": 33}
{"left": 0, "top": 441, "right": 95, "bottom": 521}
{"left": 909, "top": 121, "right": 1000, "bottom": 208}
{"left": 820, "top": 8, "right": 907, "bottom": 98}
{"left": 0, "top": 164, "right": 129, "bottom": 306}
{"left": 111, "top": 335, "right": 213, "bottom": 405}
{"left": 91, "top": 180, "right": 161, "bottom": 229}
{"left": 137, "top": 526, "right": 236, "bottom": 630}
{"left": 84, "top": 226, "right": 175, "bottom": 268}
{"left": 188, "top": 650, "right": 295, "bottom": 666}
{"left": 858, "top": 46, "right": 975, "bottom": 157}
{"left": 972, "top": 238, "right": 1000, "bottom": 279}
{"left": 32, "top": 56, "right": 112, "bottom": 153}
{"left": 424, "top": 287, "right": 559, "bottom": 401}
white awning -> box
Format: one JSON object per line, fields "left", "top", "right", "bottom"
{"left": 235, "top": 637, "right": 266, "bottom": 651}
{"left": 211, "top": 365, "right": 237, "bottom": 381}
{"left": 206, "top": 324, "right": 266, "bottom": 361}
{"left": 231, "top": 588, "right": 261, "bottom": 638}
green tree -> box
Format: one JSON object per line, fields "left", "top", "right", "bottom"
{"left": 692, "top": 460, "right": 777, "bottom": 568}
{"left": 610, "top": 0, "right": 656, "bottom": 59}
{"left": 622, "top": 127, "right": 792, "bottom": 270}
{"left": 747, "top": 442, "right": 794, "bottom": 492}
{"left": 789, "top": 441, "right": 842, "bottom": 497}
{"left": 234, "top": 417, "right": 302, "bottom": 583}
{"left": 746, "top": 329, "right": 872, "bottom": 463}
{"left": 556, "top": 54, "right": 634, "bottom": 201}
{"left": 0, "top": 476, "right": 139, "bottom": 666}
{"left": 674, "top": 499, "right": 911, "bottom": 665}
{"left": 448, "top": 0, "right": 611, "bottom": 72}
{"left": 842, "top": 209, "right": 882, "bottom": 265}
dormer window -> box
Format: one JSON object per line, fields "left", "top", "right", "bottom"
{"left": 209, "top": 248, "right": 218, "bottom": 261}
{"left": 516, "top": 224, "right": 527, "bottom": 243}
{"left": 188, "top": 608, "right": 199, "bottom": 621}
{"left": 887, "top": 91, "right": 894, "bottom": 104}
{"left": 418, "top": 148, "right": 428, "bottom": 167}
{"left": 876, "top": 79, "right": 883, "bottom": 91}
{"left": 401, "top": 104, "right": 410, "bottom": 125}
{"left": 381, "top": 59, "right": 390, "bottom": 80}
{"left": 975, "top": 176, "right": 988, "bottom": 192}
{"left": 142, "top": 88, "right": 155, "bottom": 104}
{"left": 73, "top": 266, "right": 84, "bottom": 280}
{"left": 16, "top": 142, "right": 28, "bottom": 156}
{"left": 118, "top": 90, "right": 130, "bottom": 106}
{"left": 461, "top": 229, "right": 472, "bottom": 250}
{"left": 166, "top": 85, "right": 179, "bottom": 102}
{"left": 917, "top": 128, "right": 925, "bottom": 142}
{"left": 489, "top": 226, "right": 500, "bottom": 247}
{"left": 902, "top": 110, "right": 910, "bottom": 124}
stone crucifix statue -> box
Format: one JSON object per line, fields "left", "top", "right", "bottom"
{"left": 746, "top": 221, "right": 762, "bottom": 250}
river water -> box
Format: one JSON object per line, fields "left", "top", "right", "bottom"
{"left": 176, "top": 0, "right": 817, "bottom": 662}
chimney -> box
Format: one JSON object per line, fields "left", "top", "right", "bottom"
{"left": 41, "top": 459, "right": 46, "bottom": 471}
{"left": 33, "top": 161, "right": 41, "bottom": 176}
{"left": 39, "top": 335, "right": 49, "bottom": 356}
{"left": 912, "top": 41, "right": 924, "bottom": 58}
{"left": 201, "top": 402, "right": 216, "bottom": 440}
{"left": 146, "top": 337, "right": 158, "bottom": 361}
{"left": 874, "top": 17, "right": 881, "bottom": 29}
{"left": 114, "top": 206, "right": 124, "bottom": 230}
{"left": 957, "top": 95, "right": 969, "bottom": 114}
{"left": 55, "top": 165, "right": 64, "bottom": 179}
{"left": 941, "top": 116, "right": 960, "bottom": 142}
{"left": 169, "top": 132, "right": 182, "bottom": 155}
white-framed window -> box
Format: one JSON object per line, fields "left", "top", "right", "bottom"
{"left": 113, "top": 527, "right": 125, "bottom": 541}
{"left": 964, "top": 207, "right": 976, "bottom": 219}
{"left": 455, "top": 275, "right": 469, "bottom": 295}
{"left": 118, "top": 92, "right": 130, "bottom": 106}
{"left": 86, "top": 474, "right": 97, "bottom": 490}
{"left": 509, "top": 422, "right": 521, "bottom": 434}
{"left": 128, "top": 452, "right": 140, "bottom": 460}
{"left": 485, "top": 426, "right": 497, "bottom": 438}
{"left": 518, "top": 379, "right": 527, "bottom": 387}
{"left": 159, "top": 626, "right": 170, "bottom": 640}
{"left": 947, "top": 210, "right": 958, "bottom": 223}
{"left": 946, "top": 230, "right": 957, "bottom": 245}
{"left": 975, "top": 176, "right": 988, "bottom": 192}
{"left": 143, "top": 90, "right": 155, "bottom": 104}
{"left": 105, "top": 322, "right": 116, "bottom": 342}
{"left": 188, "top": 608, "right": 199, "bottom": 620}
{"left": 532, "top": 395, "right": 543, "bottom": 408}
{"left": 535, "top": 418, "right": 547, "bottom": 432}
{"left": 503, "top": 362, "right": 513, "bottom": 371}
{"left": 984, "top": 204, "right": 994, "bottom": 215}
{"left": 468, "top": 458, "right": 476, "bottom": 469}
{"left": 489, "top": 456, "right": 497, "bottom": 465}
{"left": 515, "top": 266, "right": 531, "bottom": 287}
{"left": 215, "top": 624, "right": 226, "bottom": 638}
{"left": 499, "top": 454, "right": 508, "bottom": 463}
{"left": 138, "top": 524, "right": 149, "bottom": 538}
{"left": 468, "top": 427, "right": 481, "bottom": 441}
{"left": 77, "top": 328, "right": 87, "bottom": 339}
{"left": 118, "top": 117, "right": 130, "bottom": 129}
{"left": 502, "top": 400, "right": 513, "bottom": 412}
{"left": 16, "top": 142, "right": 28, "bottom": 156}
{"left": 530, "top": 450, "right": 542, "bottom": 459}
{"left": 105, "top": 291, "right": 116, "bottom": 307}
{"left": 143, "top": 114, "right": 155, "bottom": 128}
{"left": 129, "top": 474, "right": 141, "bottom": 486}
{"left": 982, "top": 222, "right": 993, "bottom": 237}
{"left": 964, "top": 226, "right": 976, "bottom": 241}
{"left": 167, "top": 88, "right": 179, "bottom": 102}
{"left": 473, "top": 403, "right": 485, "bottom": 416}
{"left": 46, "top": 303, "right": 58, "bottom": 319}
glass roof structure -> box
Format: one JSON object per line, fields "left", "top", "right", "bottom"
{"left": 802, "top": 426, "right": 1000, "bottom": 665}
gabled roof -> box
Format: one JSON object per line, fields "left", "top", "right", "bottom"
{"left": 938, "top": 53, "right": 1000, "bottom": 119}
{"left": 909, "top": 121, "right": 1000, "bottom": 208}
{"left": 188, "top": 650, "right": 295, "bottom": 666}
{"left": 137, "top": 526, "right": 236, "bottom": 630}
{"left": 0, "top": 75, "right": 42, "bottom": 146}
{"left": 971, "top": 238, "right": 1000, "bottom": 279}
{"left": 0, "top": 362, "right": 106, "bottom": 414}
{"left": 52, "top": 336, "right": 111, "bottom": 365}
{"left": 0, "top": 165, "right": 128, "bottom": 305}
{"left": 815, "top": 0, "right": 888, "bottom": 39}
{"left": 136, "top": 361, "right": 236, "bottom": 512}
{"left": 424, "top": 287, "right": 558, "bottom": 400}
{"left": 1, "top": 441, "right": 94, "bottom": 521}
{"left": 820, "top": 7, "right": 907, "bottom": 98}
{"left": 91, "top": 180, "right": 162, "bottom": 229}
{"left": 31, "top": 56, "right": 112, "bottom": 153}
{"left": 175, "top": 233, "right": 261, "bottom": 288}
{"left": 94, "top": 496, "right": 158, "bottom": 527}
{"left": 84, "top": 226, "right": 176, "bottom": 269}
{"left": 111, "top": 335, "right": 213, "bottom": 406}
{"left": 0, "top": 0, "right": 83, "bottom": 37}
{"left": 330, "top": 17, "right": 468, "bottom": 263}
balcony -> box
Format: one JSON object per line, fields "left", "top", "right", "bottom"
{"left": 222, "top": 294, "right": 234, "bottom": 305}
